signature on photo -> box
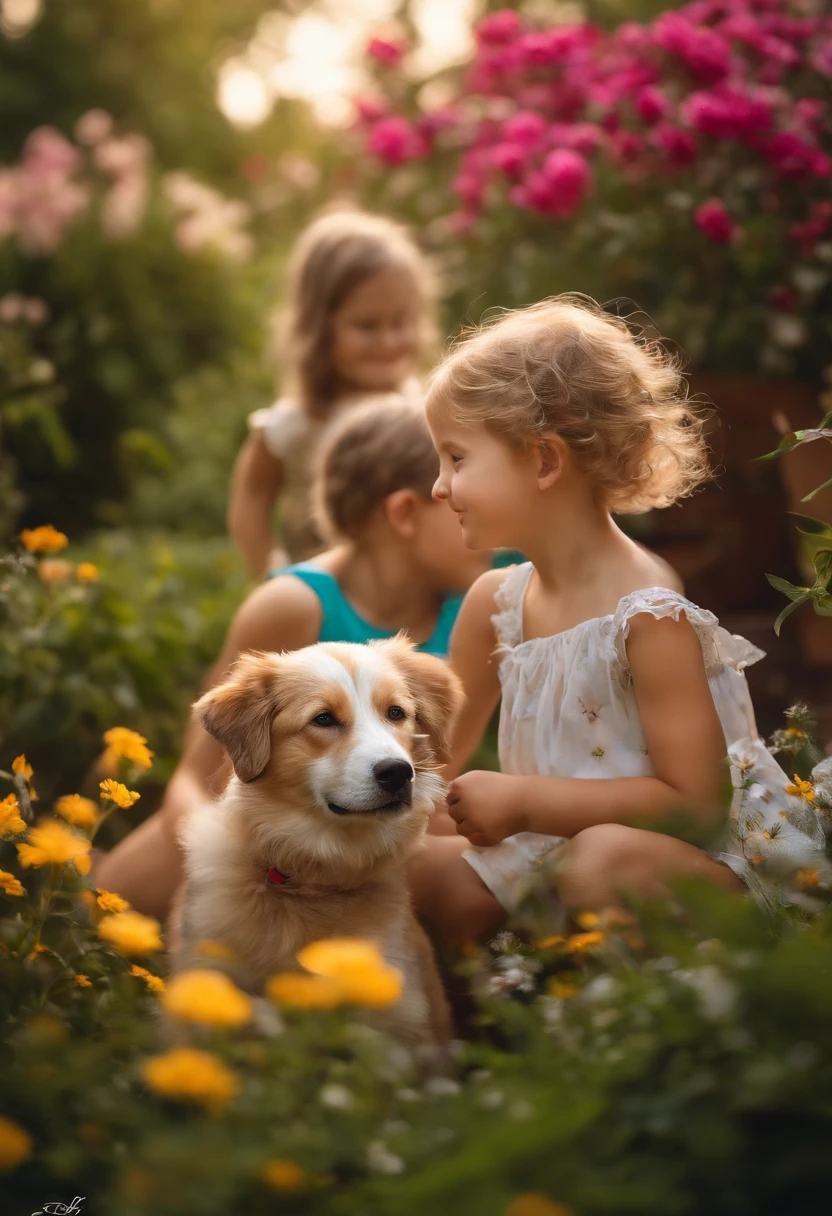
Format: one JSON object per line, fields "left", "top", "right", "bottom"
{"left": 31, "top": 1198, "right": 85, "bottom": 1216}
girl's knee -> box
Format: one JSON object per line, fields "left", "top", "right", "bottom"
{"left": 557, "top": 823, "right": 635, "bottom": 908}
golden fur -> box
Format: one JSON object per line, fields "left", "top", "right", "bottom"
{"left": 168, "top": 637, "right": 462, "bottom": 1047}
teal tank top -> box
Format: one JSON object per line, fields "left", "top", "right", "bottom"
{"left": 273, "top": 562, "right": 462, "bottom": 658}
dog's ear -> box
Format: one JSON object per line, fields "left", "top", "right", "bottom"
{"left": 193, "top": 652, "right": 282, "bottom": 783}
{"left": 382, "top": 639, "right": 465, "bottom": 767}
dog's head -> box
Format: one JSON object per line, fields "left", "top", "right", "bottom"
{"left": 193, "top": 637, "right": 463, "bottom": 868}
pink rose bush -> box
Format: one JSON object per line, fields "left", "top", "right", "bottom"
{"left": 0, "top": 114, "right": 252, "bottom": 261}
{"left": 354, "top": 1, "right": 831, "bottom": 368}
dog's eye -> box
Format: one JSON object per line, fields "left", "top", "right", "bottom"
{"left": 311, "top": 711, "right": 339, "bottom": 728}
{"left": 387, "top": 706, "right": 407, "bottom": 721}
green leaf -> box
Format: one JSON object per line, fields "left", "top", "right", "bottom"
{"left": 766, "top": 573, "right": 811, "bottom": 602}
{"left": 802, "top": 474, "right": 832, "bottom": 503}
{"left": 790, "top": 513, "right": 832, "bottom": 541}
{"left": 812, "top": 549, "right": 832, "bottom": 585}
{"left": 773, "top": 596, "right": 809, "bottom": 636}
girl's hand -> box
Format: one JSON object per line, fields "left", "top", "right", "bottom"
{"left": 446, "top": 770, "right": 524, "bottom": 846}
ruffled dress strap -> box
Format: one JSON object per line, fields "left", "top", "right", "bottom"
{"left": 490, "top": 562, "right": 534, "bottom": 652}
{"left": 610, "top": 587, "right": 765, "bottom": 681}
{"left": 247, "top": 398, "right": 309, "bottom": 459}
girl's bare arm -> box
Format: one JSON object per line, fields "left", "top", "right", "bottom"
{"left": 227, "top": 432, "right": 285, "bottom": 578}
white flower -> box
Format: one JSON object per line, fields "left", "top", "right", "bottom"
{"left": 424, "top": 1077, "right": 461, "bottom": 1098}
{"left": 480, "top": 1089, "right": 504, "bottom": 1109}
{"left": 581, "top": 975, "right": 615, "bottom": 1002}
{"left": 366, "top": 1140, "right": 405, "bottom": 1175}
{"left": 319, "top": 1083, "right": 354, "bottom": 1110}
{"left": 677, "top": 966, "right": 737, "bottom": 1020}
{"left": 769, "top": 314, "right": 807, "bottom": 349}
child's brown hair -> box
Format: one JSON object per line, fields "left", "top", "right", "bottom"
{"left": 312, "top": 395, "right": 438, "bottom": 542}
{"left": 279, "top": 209, "right": 437, "bottom": 419}
{"left": 427, "top": 295, "right": 710, "bottom": 513}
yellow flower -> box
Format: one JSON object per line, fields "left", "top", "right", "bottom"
{"left": 547, "top": 978, "right": 578, "bottom": 1000}
{"left": 28, "top": 942, "right": 47, "bottom": 959}
{"left": 16, "top": 820, "right": 92, "bottom": 873}
{"left": 142, "top": 1047, "right": 238, "bottom": 1110}
{"left": 99, "top": 779, "right": 140, "bottom": 808}
{"left": 266, "top": 972, "right": 345, "bottom": 1009}
{"left": 96, "top": 889, "right": 130, "bottom": 914}
{"left": 20, "top": 524, "right": 68, "bottom": 554}
{"left": 129, "top": 965, "right": 165, "bottom": 993}
{"left": 535, "top": 936, "right": 565, "bottom": 950}
{"left": 797, "top": 867, "right": 820, "bottom": 888}
{"left": 786, "top": 774, "right": 815, "bottom": 804}
{"left": 74, "top": 974, "right": 92, "bottom": 988}
{"left": 12, "top": 754, "right": 33, "bottom": 781}
{"left": 564, "top": 930, "right": 605, "bottom": 954}
{"left": 55, "top": 794, "right": 99, "bottom": 829}
{"left": 98, "top": 911, "right": 162, "bottom": 955}
{"left": 504, "top": 1195, "right": 574, "bottom": 1216}
{"left": 0, "top": 794, "right": 26, "bottom": 838}
{"left": 39, "top": 559, "right": 73, "bottom": 583}
{"left": 162, "top": 970, "right": 253, "bottom": 1027}
{"left": 0, "top": 870, "right": 25, "bottom": 897}
{"left": 102, "top": 727, "right": 154, "bottom": 772}
{"left": 0, "top": 1115, "right": 33, "bottom": 1173}
{"left": 575, "top": 912, "right": 601, "bottom": 930}
{"left": 296, "top": 937, "right": 403, "bottom": 1008}
{"left": 262, "top": 1158, "right": 306, "bottom": 1193}
{"left": 786, "top": 727, "right": 803, "bottom": 738}
{"left": 76, "top": 562, "right": 98, "bottom": 582}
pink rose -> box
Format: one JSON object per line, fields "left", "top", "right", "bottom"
{"left": 535, "top": 148, "right": 592, "bottom": 216}
{"left": 23, "top": 127, "right": 81, "bottom": 179}
{"left": 654, "top": 13, "right": 732, "bottom": 82}
{"left": 368, "top": 117, "right": 422, "bottom": 165}
{"left": 492, "top": 143, "right": 526, "bottom": 176}
{"left": 367, "top": 37, "right": 406, "bottom": 68}
{"left": 549, "top": 122, "right": 603, "bottom": 155}
{"left": 694, "top": 198, "right": 737, "bottom": 243}
{"left": 653, "top": 124, "right": 698, "bottom": 167}
{"left": 635, "top": 85, "right": 670, "bottom": 125}
{"left": 683, "top": 87, "right": 773, "bottom": 141}
{"left": 74, "top": 109, "right": 113, "bottom": 146}
{"left": 764, "top": 132, "right": 831, "bottom": 179}
{"left": 355, "top": 97, "right": 387, "bottom": 124}
{"left": 476, "top": 10, "right": 521, "bottom": 47}
{"left": 502, "top": 111, "right": 547, "bottom": 147}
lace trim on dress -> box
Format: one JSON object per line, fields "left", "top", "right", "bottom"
{"left": 490, "top": 562, "right": 533, "bottom": 653}
{"left": 610, "top": 587, "right": 765, "bottom": 680}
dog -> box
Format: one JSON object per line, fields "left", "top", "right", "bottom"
{"left": 168, "top": 636, "right": 462, "bottom": 1047}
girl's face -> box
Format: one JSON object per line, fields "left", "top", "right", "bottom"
{"left": 330, "top": 267, "right": 420, "bottom": 395}
{"left": 428, "top": 404, "right": 537, "bottom": 551}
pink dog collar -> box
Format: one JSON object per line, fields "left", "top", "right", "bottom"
{"left": 267, "top": 866, "right": 288, "bottom": 885}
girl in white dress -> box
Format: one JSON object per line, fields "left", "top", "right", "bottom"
{"left": 409, "top": 296, "right": 829, "bottom": 939}
{"left": 228, "top": 209, "right": 435, "bottom": 576}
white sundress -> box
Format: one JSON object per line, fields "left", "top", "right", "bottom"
{"left": 463, "top": 562, "right": 830, "bottom": 913}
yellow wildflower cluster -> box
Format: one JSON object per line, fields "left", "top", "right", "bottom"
{"left": 0, "top": 794, "right": 26, "bottom": 839}
{"left": 143, "top": 1047, "right": 238, "bottom": 1110}
{"left": 262, "top": 1159, "right": 306, "bottom": 1193}
{"left": 547, "top": 977, "right": 579, "bottom": 1001}
{"left": 102, "top": 727, "right": 154, "bottom": 772}
{"left": 12, "top": 754, "right": 37, "bottom": 801}
{"left": 0, "top": 870, "right": 24, "bottom": 897}
{"left": 786, "top": 774, "right": 815, "bottom": 804}
{"left": 162, "top": 970, "right": 253, "bottom": 1027}
{"left": 76, "top": 562, "right": 98, "bottom": 582}
{"left": 54, "top": 794, "right": 99, "bottom": 829}
{"left": 20, "top": 525, "right": 68, "bottom": 554}
{"left": 16, "top": 820, "right": 91, "bottom": 874}
{"left": 564, "top": 930, "right": 605, "bottom": 954}
{"left": 99, "top": 779, "right": 140, "bottom": 809}
{"left": 0, "top": 1115, "right": 32, "bottom": 1173}
{"left": 98, "top": 911, "right": 162, "bottom": 955}
{"left": 267, "top": 937, "right": 403, "bottom": 1010}
{"left": 96, "top": 888, "right": 130, "bottom": 914}
{"left": 129, "top": 965, "right": 166, "bottom": 993}
{"left": 74, "top": 974, "right": 93, "bottom": 988}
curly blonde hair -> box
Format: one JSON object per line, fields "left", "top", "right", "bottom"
{"left": 278, "top": 208, "right": 438, "bottom": 419}
{"left": 312, "top": 396, "right": 439, "bottom": 543}
{"left": 426, "top": 295, "right": 711, "bottom": 513}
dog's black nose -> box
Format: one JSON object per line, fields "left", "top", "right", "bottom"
{"left": 373, "top": 758, "right": 414, "bottom": 795}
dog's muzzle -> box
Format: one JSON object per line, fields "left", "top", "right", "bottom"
{"left": 326, "top": 759, "right": 414, "bottom": 816}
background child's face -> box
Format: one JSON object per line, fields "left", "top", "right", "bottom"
{"left": 330, "top": 267, "right": 420, "bottom": 395}
{"left": 413, "top": 497, "right": 491, "bottom": 594}
{"left": 428, "top": 405, "right": 536, "bottom": 552}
